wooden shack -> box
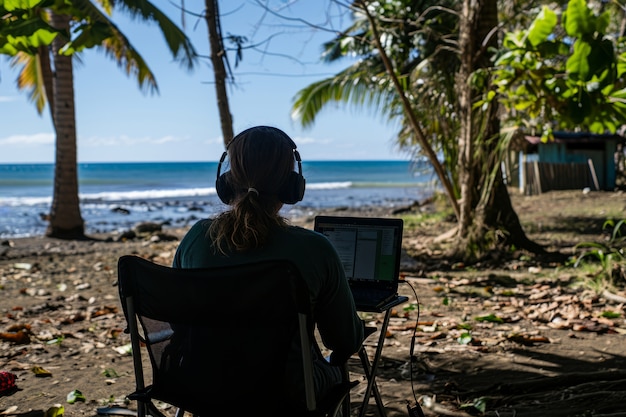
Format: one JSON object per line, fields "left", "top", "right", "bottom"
{"left": 518, "top": 132, "right": 625, "bottom": 195}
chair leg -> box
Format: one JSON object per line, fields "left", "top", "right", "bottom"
{"left": 340, "top": 363, "right": 351, "bottom": 417}
{"left": 136, "top": 401, "right": 145, "bottom": 417}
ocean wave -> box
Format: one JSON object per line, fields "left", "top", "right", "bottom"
{"left": 0, "top": 182, "right": 363, "bottom": 206}
{"left": 306, "top": 182, "right": 352, "bottom": 190}
{"left": 80, "top": 187, "right": 216, "bottom": 202}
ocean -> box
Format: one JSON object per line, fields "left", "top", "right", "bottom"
{"left": 0, "top": 161, "right": 438, "bottom": 239}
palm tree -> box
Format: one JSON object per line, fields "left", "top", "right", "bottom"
{"left": 293, "top": 0, "right": 460, "bottom": 214}
{"left": 292, "top": 0, "right": 542, "bottom": 260}
{"left": 1, "top": 1, "right": 197, "bottom": 239}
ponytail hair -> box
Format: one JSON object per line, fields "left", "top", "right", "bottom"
{"left": 209, "top": 126, "right": 295, "bottom": 253}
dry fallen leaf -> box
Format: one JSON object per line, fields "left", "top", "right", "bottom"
{"left": 31, "top": 366, "right": 52, "bottom": 377}
{"left": 0, "top": 331, "right": 30, "bottom": 345}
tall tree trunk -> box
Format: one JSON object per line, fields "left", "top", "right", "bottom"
{"left": 205, "top": 0, "right": 234, "bottom": 146}
{"left": 456, "top": 0, "right": 543, "bottom": 259}
{"left": 456, "top": 0, "right": 479, "bottom": 242}
{"left": 46, "top": 11, "right": 85, "bottom": 239}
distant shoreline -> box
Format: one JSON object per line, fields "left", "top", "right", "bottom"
{"left": 0, "top": 159, "right": 414, "bottom": 165}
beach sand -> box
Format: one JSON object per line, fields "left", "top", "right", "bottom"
{"left": 1, "top": 190, "right": 625, "bottom": 416}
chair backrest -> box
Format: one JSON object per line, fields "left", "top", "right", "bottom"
{"left": 117, "top": 255, "right": 320, "bottom": 416}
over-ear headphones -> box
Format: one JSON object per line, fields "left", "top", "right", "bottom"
{"left": 215, "top": 128, "right": 306, "bottom": 205}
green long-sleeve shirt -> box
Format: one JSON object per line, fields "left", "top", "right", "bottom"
{"left": 172, "top": 219, "right": 364, "bottom": 400}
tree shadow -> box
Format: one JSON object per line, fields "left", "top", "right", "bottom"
{"left": 352, "top": 345, "right": 626, "bottom": 416}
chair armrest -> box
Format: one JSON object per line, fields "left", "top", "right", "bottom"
{"left": 146, "top": 328, "right": 174, "bottom": 344}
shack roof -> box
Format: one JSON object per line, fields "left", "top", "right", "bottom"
{"left": 525, "top": 131, "right": 626, "bottom": 145}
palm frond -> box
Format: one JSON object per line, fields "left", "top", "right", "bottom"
{"left": 292, "top": 60, "right": 396, "bottom": 128}
{"left": 11, "top": 51, "right": 47, "bottom": 114}
{"left": 51, "top": 1, "right": 159, "bottom": 94}
{"left": 108, "top": 0, "right": 198, "bottom": 70}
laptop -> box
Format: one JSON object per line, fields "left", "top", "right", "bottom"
{"left": 314, "top": 215, "right": 404, "bottom": 311}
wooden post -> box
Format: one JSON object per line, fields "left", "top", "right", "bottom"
{"left": 533, "top": 161, "right": 542, "bottom": 194}
{"left": 588, "top": 159, "right": 600, "bottom": 191}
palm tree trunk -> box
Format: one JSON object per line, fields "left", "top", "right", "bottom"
{"left": 205, "top": 0, "right": 234, "bottom": 145}
{"left": 46, "top": 11, "right": 85, "bottom": 239}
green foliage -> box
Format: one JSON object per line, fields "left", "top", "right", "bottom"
{"left": 457, "top": 332, "right": 472, "bottom": 345}
{"left": 46, "top": 335, "right": 65, "bottom": 345}
{"left": 573, "top": 218, "right": 626, "bottom": 293}
{"left": 600, "top": 310, "right": 621, "bottom": 319}
{"left": 66, "top": 389, "right": 86, "bottom": 404}
{"left": 44, "top": 405, "right": 64, "bottom": 417}
{"left": 102, "top": 368, "right": 119, "bottom": 378}
{"left": 490, "top": 0, "right": 626, "bottom": 140}
{"left": 474, "top": 314, "right": 503, "bottom": 323}
{"left": 0, "top": 1, "right": 59, "bottom": 55}
{"left": 460, "top": 396, "right": 488, "bottom": 414}
{"left": 0, "top": 0, "right": 198, "bottom": 101}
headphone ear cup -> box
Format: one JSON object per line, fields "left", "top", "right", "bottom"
{"left": 278, "top": 172, "right": 306, "bottom": 204}
{"left": 216, "top": 171, "right": 235, "bottom": 204}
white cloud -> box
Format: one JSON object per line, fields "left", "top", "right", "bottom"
{"left": 0, "top": 133, "right": 54, "bottom": 145}
{"left": 82, "top": 135, "right": 185, "bottom": 146}
{"left": 294, "top": 135, "right": 333, "bottom": 146}
{"left": 153, "top": 135, "right": 184, "bottom": 144}
{"left": 0, "top": 96, "right": 16, "bottom": 103}
{"left": 205, "top": 136, "right": 224, "bottom": 145}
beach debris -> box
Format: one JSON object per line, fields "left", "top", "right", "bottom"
{"left": 0, "top": 372, "right": 17, "bottom": 396}
{"left": 31, "top": 366, "right": 52, "bottom": 377}
{"left": 12, "top": 263, "right": 32, "bottom": 270}
{"left": 149, "top": 232, "right": 178, "bottom": 242}
{"left": 113, "top": 343, "right": 132, "bottom": 355}
{"left": 0, "top": 329, "right": 30, "bottom": 345}
{"left": 134, "top": 222, "right": 162, "bottom": 234}
{"left": 0, "top": 406, "right": 18, "bottom": 415}
{"left": 96, "top": 406, "right": 137, "bottom": 416}
{"left": 102, "top": 368, "right": 119, "bottom": 378}
{"left": 116, "top": 230, "right": 136, "bottom": 241}
{"left": 45, "top": 405, "right": 64, "bottom": 417}
{"left": 66, "top": 389, "right": 86, "bottom": 404}
{"left": 506, "top": 333, "right": 551, "bottom": 345}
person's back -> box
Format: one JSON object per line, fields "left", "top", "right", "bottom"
{"left": 172, "top": 125, "right": 364, "bottom": 405}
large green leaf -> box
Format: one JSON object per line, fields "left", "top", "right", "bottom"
{"left": 566, "top": 40, "right": 591, "bottom": 81}
{"left": 564, "top": 0, "right": 594, "bottom": 37}
{"left": 3, "top": 0, "right": 47, "bottom": 11}
{"left": 527, "top": 7, "right": 556, "bottom": 48}
{"left": 586, "top": 38, "right": 615, "bottom": 85}
{"left": 617, "top": 52, "right": 626, "bottom": 78}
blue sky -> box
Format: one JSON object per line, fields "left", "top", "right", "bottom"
{"left": 0, "top": 1, "right": 408, "bottom": 163}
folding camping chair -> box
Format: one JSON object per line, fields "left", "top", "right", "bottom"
{"left": 117, "top": 255, "right": 357, "bottom": 417}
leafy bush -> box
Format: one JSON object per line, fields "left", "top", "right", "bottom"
{"left": 573, "top": 219, "right": 626, "bottom": 293}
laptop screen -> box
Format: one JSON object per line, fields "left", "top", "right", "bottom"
{"left": 313, "top": 216, "right": 403, "bottom": 285}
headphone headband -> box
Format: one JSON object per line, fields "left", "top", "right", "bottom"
{"left": 215, "top": 127, "right": 306, "bottom": 205}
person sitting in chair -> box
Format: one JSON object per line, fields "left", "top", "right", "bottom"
{"left": 172, "top": 125, "right": 365, "bottom": 406}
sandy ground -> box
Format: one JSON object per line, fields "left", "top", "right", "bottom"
{"left": 1, "top": 190, "right": 625, "bottom": 417}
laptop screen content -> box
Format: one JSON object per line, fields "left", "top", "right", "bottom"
{"left": 313, "top": 216, "right": 403, "bottom": 284}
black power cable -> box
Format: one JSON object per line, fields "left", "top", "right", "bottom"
{"left": 401, "top": 280, "right": 426, "bottom": 417}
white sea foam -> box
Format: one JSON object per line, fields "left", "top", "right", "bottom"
{"left": 0, "top": 183, "right": 357, "bottom": 206}
{"left": 80, "top": 187, "right": 216, "bottom": 201}
{"left": 306, "top": 182, "right": 352, "bottom": 190}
